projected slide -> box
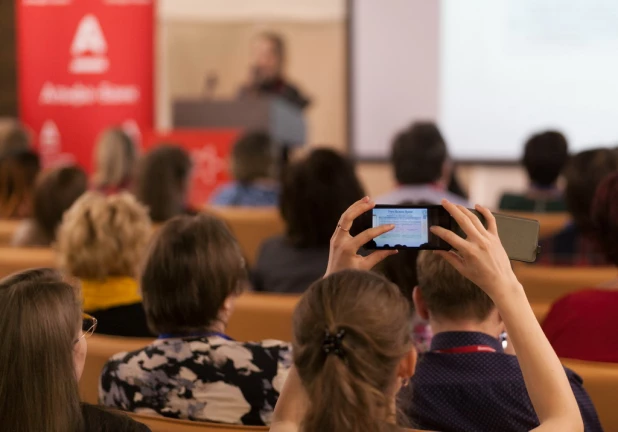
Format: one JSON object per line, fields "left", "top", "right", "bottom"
{"left": 373, "top": 208, "right": 428, "bottom": 247}
{"left": 440, "top": 0, "right": 618, "bottom": 159}
{"left": 350, "top": 0, "right": 618, "bottom": 160}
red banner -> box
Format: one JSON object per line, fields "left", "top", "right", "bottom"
{"left": 143, "top": 129, "right": 241, "bottom": 207}
{"left": 17, "top": 0, "right": 154, "bottom": 170}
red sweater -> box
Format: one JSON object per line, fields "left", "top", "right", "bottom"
{"left": 542, "top": 288, "right": 618, "bottom": 363}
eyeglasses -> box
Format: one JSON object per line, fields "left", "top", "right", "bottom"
{"left": 76, "top": 313, "right": 97, "bottom": 343}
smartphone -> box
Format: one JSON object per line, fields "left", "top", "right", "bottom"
{"left": 358, "top": 205, "right": 540, "bottom": 263}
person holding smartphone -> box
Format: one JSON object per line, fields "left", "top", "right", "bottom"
{"left": 270, "top": 198, "right": 584, "bottom": 432}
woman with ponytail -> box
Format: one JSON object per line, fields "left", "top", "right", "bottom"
{"left": 272, "top": 197, "right": 584, "bottom": 432}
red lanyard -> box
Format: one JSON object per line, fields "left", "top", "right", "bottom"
{"left": 434, "top": 345, "right": 497, "bottom": 354}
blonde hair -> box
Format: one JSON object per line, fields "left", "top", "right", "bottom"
{"left": 92, "top": 128, "right": 136, "bottom": 189}
{"left": 56, "top": 191, "right": 151, "bottom": 280}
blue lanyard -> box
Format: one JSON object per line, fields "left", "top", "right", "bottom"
{"left": 158, "top": 331, "right": 233, "bottom": 341}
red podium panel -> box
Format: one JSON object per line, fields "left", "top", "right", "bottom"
{"left": 143, "top": 129, "right": 240, "bottom": 208}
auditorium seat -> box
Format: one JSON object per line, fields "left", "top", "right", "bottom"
{"left": 226, "top": 292, "right": 301, "bottom": 342}
{"left": 79, "top": 334, "right": 154, "bottom": 405}
{"left": 561, "top": 358, "right": 618, "bottom": 432}
{"left": 502, "top": 211, "right": 569, "bottom": 239}
{"left": 128, "top": 413, "right": 426, "bottom": 432}
{"left": 128, "top": 413, "right": 268, "bottom": 431}
{"left": 0, "top": 246, "right": 55, "bottom": 278}
{"left": 206, "top": 207, "right": 284, "bottom": 267}
{"left": 0, "top": 219, "right": 20, "bottom": 246}
{"left": 530, "top": 302, "right": 551, "bottom": 323}
{"left": 513, "top": 265, "right": 616, "bottom": 304}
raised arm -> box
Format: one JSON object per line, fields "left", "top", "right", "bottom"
{"left": 431, "top": 200, "right": 583, "bottom": 432}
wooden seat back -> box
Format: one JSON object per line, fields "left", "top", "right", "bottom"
{"left": 514, "top": 265, "right": 616, "bottom": 304}
{"left": 79, "top": 334, "right": 153, "bottom": 405}
{"left": 206, "top": 207, "right": 285, "bottom": 267}
{"left": 0, "top": 246, "right": 56, "bottom": 279}
{"left": 561, "top": 358, "right": 618, "bottom": 432}
{"left": 227, "top": 292, "right": 301, "bottom": 342}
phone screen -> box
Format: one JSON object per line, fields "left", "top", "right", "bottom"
{"left": 362, "top": 205, "right": 452, "bottom": 250}
{"left": 372, "top": 207, "right": 429, "bottom": 247}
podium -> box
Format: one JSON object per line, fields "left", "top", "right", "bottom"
{"left": 172, "top": 96, "right": 306, "bottom": 147}
{"left": 143, "top": 97, "right": 306, "bottom": 207}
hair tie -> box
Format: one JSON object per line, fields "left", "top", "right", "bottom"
{"left": 322, "top": 328, "right": 346, "bottom": 359}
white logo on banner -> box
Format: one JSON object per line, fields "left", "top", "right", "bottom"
{"left": 69, "top": 15, "right": 109, "bottom": 74}
{"left": 191, "top": 145, "right": 226, "bottom": 187}
{"left": 39, "top": 120, "right": 61, "bottom": 156}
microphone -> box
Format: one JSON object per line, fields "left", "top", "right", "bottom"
{"left": 203, "top": 71, "right": 218, "bottom": 99}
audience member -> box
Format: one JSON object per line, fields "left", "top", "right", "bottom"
{"left": 210, "top": 131, "right": 279, "bottom": 206}
{"left": 12, "top": 165, "right": 87, "bottom": 247}
{"left": 100, "top": 213, "right": 291, "bottom": 426}
{"left": 499, "top": 130, "right": 569, "bottom": 212}
{"left": 0, "top": 122, "right": 31, "bottom": 157}
{"left": 271, "top": 198, "right": 585, "bottom": 432}
{"left": 0, "top": 268, "right": 150, "bottom": 432}
{"left": 0, "top": 149, "right": 40, "bottom": 218}
{"left": 253, "top": 148, "right": 365, "bottom": 293}
{"left": 56, "top": 192, "right": 153, "bottom": 337}
{"left": 543, "top": 172, "right": 618, "bottom": 362}
{"left": 406, "top": 250, "right": 601, "bottom": 432}
{"left": 134, "top": 144, "right": 195, "bottom": 223}
{"left": 377, "top": 122, "right": 469, "bottom": 206}
{"left": 92, "top": 128, "right": 137, "bottom": 194}
{"left": 536, "top": 148, "right": 618, "bottom": 266}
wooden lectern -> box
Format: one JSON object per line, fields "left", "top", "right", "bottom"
{"left": 172, "top": 96, "right": 306, "bottom": 147}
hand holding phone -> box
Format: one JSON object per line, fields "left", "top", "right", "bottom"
{"left": 324, "top": 197, "right": 398, "bottom": 276}
{"left": 357, "top": 203, "right": 540, "bottom": 262}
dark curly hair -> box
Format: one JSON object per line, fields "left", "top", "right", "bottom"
{"left": 280, "top": 148, "right": 365, "bottom": 248}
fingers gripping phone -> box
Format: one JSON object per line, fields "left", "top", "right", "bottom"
{"left": 357, "top": 205, "right": 540, "bottom": 263}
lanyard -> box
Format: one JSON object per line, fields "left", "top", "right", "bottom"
{"left": 158, "top": 331, "right": 233, "bottom": 341}
{"left": 434, "top": 345, "right": 497, "bottom": 354}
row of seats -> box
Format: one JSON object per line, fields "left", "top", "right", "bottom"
{"left": 0, "top": 243, "right": 610, "bottom": 321}
{"left": 0, "top": 209, "right": 565, "bottom": 265}
{"left": 127, "top": 411, "right": 426, "bottom": 432}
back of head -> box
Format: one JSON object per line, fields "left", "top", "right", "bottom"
{"left": 377, "top": 249, "right": 419, "bottom": 313}
{"left": 134, "top": 144, "right": 192, "bottom": 222}
{"left": 231, "top": 130, "right": 277, "bottom": 183}
{"left": 56, "top": 192, "right": 151, "bottom": 280}
{"left": 0, "top": 123, "right": 31, "bottom": 157}
{"left": 564, "top": 148, "right": 618, "bottom": 232}
{"left": 0, "top": 268, "right": 82, "bottom": 432}
{"left": 417, "top": 251, "right": 494, "bottom": 321}
{"left": 93, "top": 128, "right": 137, "bottom": 189}
{"left": 293, "top": 270, "right": 410, "bottom": 432}
{"left": 392, "top": 122, "right": 448, "bottom": 185}
{"left": 591, "top": 172, "right": 618, "bottom": 266}
{"left": 522, "top": 130, "right": 569, "bottom": 187}
{"left": 33, "top": 165, "right": 88, "bottom": 241}
{"left": 280, "top": 148, "right": 365, "bottom": 248}
{"left": 141, "top": 213, "right": 246, "bottom": 335}
{"left": 0, "top": 150, "right": 41, "bottom": 218}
